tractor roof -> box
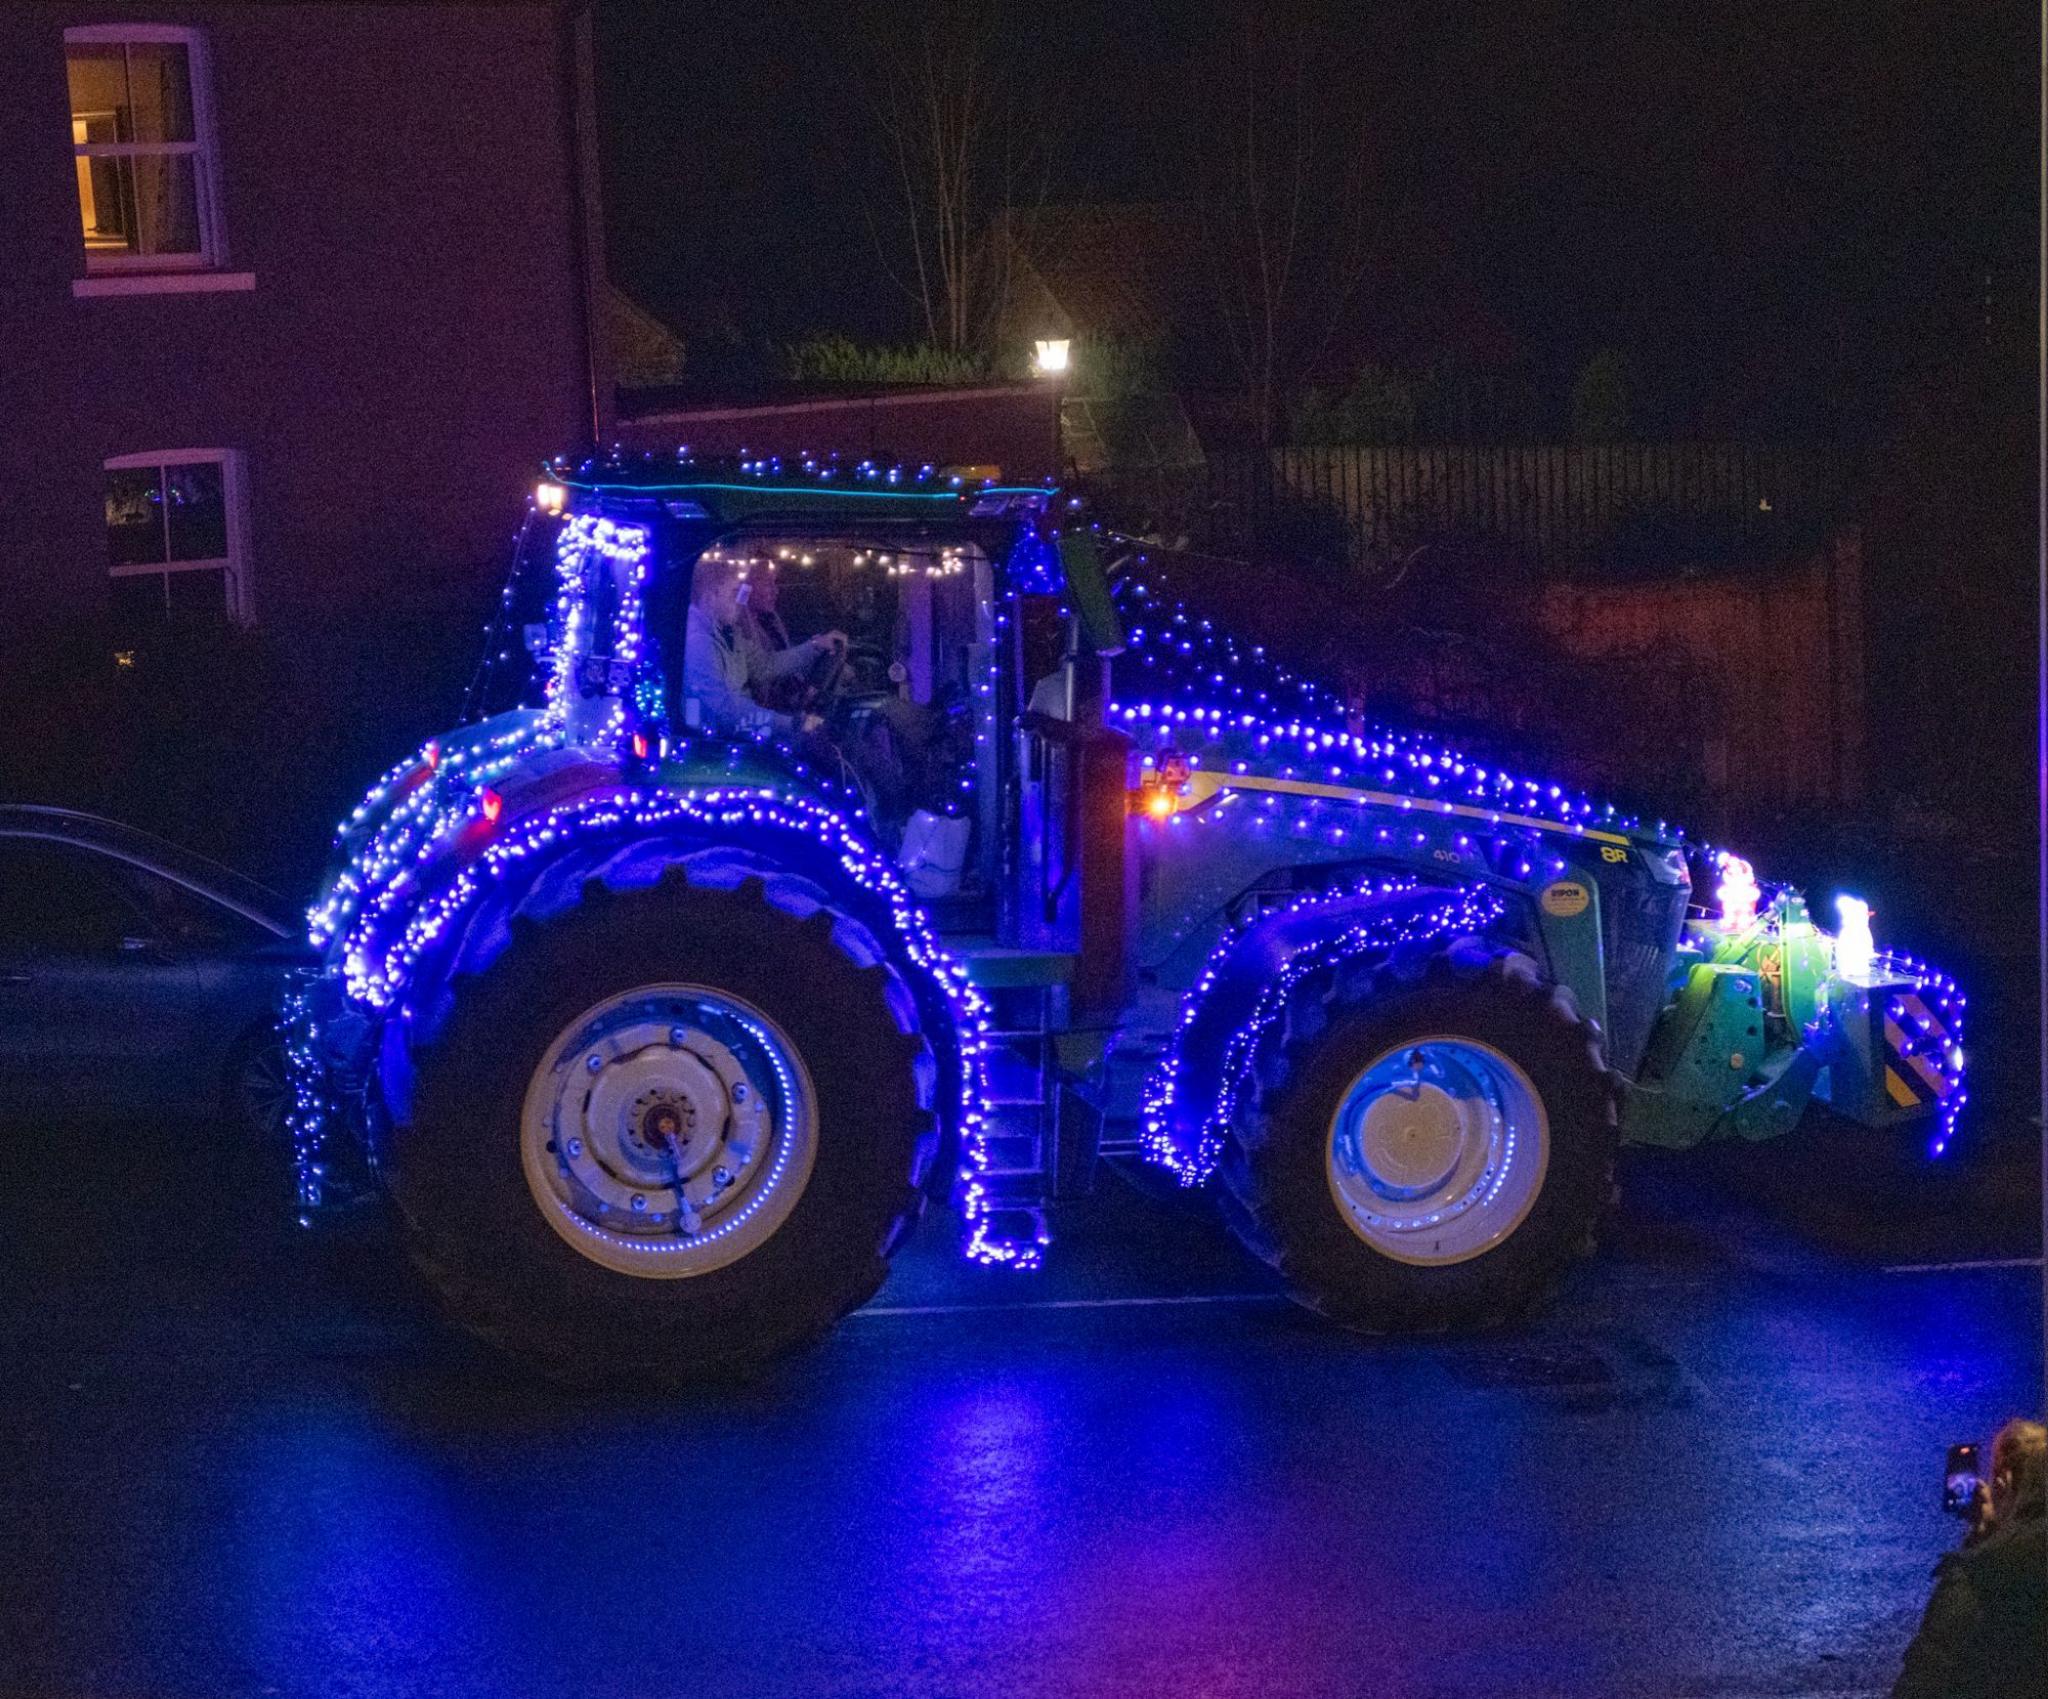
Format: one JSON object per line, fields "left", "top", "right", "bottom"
{"left": 544, "top": 449, "right": 1061, "bottom": 529}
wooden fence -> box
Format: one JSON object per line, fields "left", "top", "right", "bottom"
{"left": 1101, "top": 440, "right": 1851, "bottom": 580}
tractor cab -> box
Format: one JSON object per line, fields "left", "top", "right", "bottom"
{"left": 515, "top": 457, "right": 1138, "bottom": 985}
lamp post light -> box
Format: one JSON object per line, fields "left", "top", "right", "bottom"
{"left": 1034, "top": 338, "right": 1072, "bottom": 476}
{"left": 1032, "top": 337, "right": 1071, "bottom": 376}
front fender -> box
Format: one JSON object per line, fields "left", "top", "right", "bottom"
{"left": 1141, "top": 878, "right": 1506, "bottom": 1184}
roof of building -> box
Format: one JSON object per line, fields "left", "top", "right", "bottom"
{"left": 1000, "top": 202, "right": 1205, "bottom": 347}
{"left": 615, "top": 381, "right": 1044, "bottom": 423}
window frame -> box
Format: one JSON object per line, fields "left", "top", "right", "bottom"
{"left": 64, "top": 22, "right": 226, "bottom": 276}
{"left": 103, "top": 447, "right": 253, "bottom": 627}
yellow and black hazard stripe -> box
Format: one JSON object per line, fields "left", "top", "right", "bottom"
{"left": 1882, "top": 991, "right": 1961, "bottom": 1111}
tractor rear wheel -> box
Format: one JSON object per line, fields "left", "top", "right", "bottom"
{"left": 389, "top": 867, "right": 940, "bottom": 1384}
{"left": 1220, "top": 943, "right": 1616, "bottom": 1333}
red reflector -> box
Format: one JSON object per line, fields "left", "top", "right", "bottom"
{"left": 479, "top": 787, "right": 503, "bottom": 824}
{"left": 632, "top": 731, "right": 649, "bottom": 760}
{"left": 422, "top": 739, "right": 442, "bottom": 773}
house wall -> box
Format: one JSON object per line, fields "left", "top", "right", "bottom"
{"left": 0, "top": 2, "right": 595, "bottom": 651}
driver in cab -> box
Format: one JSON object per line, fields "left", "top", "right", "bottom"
{"left": 681, "top": 553, "right": 846, "bottom": 737}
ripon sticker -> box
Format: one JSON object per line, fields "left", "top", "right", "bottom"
{"left": 1541, "top": 880, "right": 1592, "bottom": 918}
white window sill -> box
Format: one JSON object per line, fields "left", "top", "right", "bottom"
{"left": 72, "top": 271, "right": 255, "bottom": 299}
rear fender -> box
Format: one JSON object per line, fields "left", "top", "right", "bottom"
{"left": 357, "top": 793, "right": 981, "bottom": 1229}
{"left": 382, "top": 826, "right": 912, "bottom": 1106}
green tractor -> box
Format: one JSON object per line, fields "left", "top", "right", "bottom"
{"left": 292, "top": 453, "right": 1965, "bottom": 1381}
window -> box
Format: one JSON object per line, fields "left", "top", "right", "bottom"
{"left": 0, "top": 839, "right": 150, "bottom": 957}
{"left": 104, "top": 449, "right": 252, "bottom": 631}
{"left": 65, "top": 25, "right": 222, "bottom": 273}
{"left": 110, "top": 857, "right": 272, "bottom": 951}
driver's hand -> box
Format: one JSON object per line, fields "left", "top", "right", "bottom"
{"left": 798, "top": 712, "right": 825, "bottom": 735}
{"left": 812, "top": 630, "right": 850, "bottom": 656}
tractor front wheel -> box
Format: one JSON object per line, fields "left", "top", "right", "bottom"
{"left": 1221, "top": 943, "right": 1616, "bottom": 1332}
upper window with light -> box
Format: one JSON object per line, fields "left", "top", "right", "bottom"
{"left": 66, "top": 25, "right": 223, "bottom": 272}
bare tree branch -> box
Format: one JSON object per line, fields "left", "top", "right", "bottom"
{"left": 849, "top": 0, "right": 1058, "bottom": 357}
{"left": 1186, "top": 4, "right": 1379, "bottom": 445}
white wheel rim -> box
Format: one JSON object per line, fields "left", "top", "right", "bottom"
{"left": 519, "top": 984, "right": 817, "bottom": 1278}
{"left": 1325, "top": 1035, "right": 1550, "bottom": 1267}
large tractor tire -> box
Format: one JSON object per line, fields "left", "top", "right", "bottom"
{"left": 388, "top": 864, "right": 941, "bottom": 1384}
{"left": 1220, "top": 941, "right": 1616, "bottom": 1333}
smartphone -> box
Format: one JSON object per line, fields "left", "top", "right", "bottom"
{"left": 1943, "top": 1442, "right": 1983, "bottom": 1516}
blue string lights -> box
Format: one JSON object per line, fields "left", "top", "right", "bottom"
{"left": 545, "top": 513, "right": 652, "bottom": 743}
{"left": 1106, "top": 554, "right": 1970, "bottom": 1157}
{"left": 548, "top": 443, "right": 1054, "bottom": 503}
{"left": 1106, "top": 565, "right": 1673, "bottom": 847}
{"left": 311, "top": 515, "right": 654, "bottom": 954}
{"left": 308, "top": 715, "right": 555, "bottom": 949}
{"left": 1871, "top": 947, "right": 1969, "bottom": 1157}
{"left": 281, "top": 982, "right": 327, "bottom": 1223}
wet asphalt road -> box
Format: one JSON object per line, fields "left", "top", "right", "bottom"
{"left": 0, "top": 1121, "right": 2039, "bottom": 1699}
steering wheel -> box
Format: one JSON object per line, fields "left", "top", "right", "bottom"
{"left": 812, "top": 641, "right": 894, "bottom": 718}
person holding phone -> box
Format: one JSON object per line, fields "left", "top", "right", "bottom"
{"left": 1892, "top": 1416, "right": 2046, "bottom": 1699}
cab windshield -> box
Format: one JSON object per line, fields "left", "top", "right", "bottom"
{"left": 674, "top": 531, "right": 993, "bottom": 717}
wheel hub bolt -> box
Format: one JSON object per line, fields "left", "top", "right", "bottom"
{"left": 669, "top": 1026, "right": 688, "bottom": 1047}
{"left": 713, "top": 1166, "right": 733, "bottom": 1188}
{"left": 586, "top": 1052, "right": 604, "bottom": 1073}
{"left": 731, "top": 1082, "right": 748, "bottom": 1102}
{"left": 631, "top": 1193, "right": 646, "bottom": 1211}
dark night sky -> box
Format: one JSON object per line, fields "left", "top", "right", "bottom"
{"left": 594, "top": 0, "right": 2034, "bottom": 428}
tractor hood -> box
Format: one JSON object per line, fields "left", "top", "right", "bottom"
{"left": 1104, "top": 565, "right": 1683, "bottom": 854}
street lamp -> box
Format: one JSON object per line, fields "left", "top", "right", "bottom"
{"left": 1033, "top": 339, "right": 1073, "bottom": 475}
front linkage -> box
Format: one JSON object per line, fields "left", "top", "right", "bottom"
{"left": 1626, "top": 857, "right": 1966, "bottom": 1155}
